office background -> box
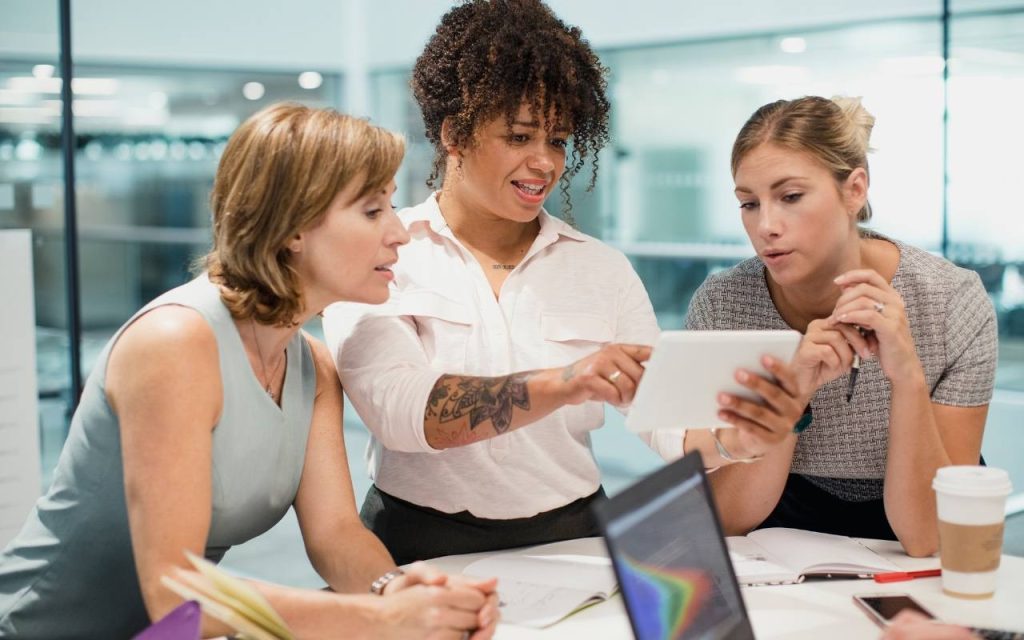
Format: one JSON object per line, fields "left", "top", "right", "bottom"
{"left": 2, "top": 0, "right": 1022, "bottom": 585}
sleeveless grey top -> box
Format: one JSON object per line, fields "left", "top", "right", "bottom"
{"left": 0, "top": 275, "right": 316, "bottom": 639}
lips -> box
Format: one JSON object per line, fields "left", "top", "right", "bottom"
{"left": 760, "top": 249, "right": 793, "bottom": 265}
{"left": 511, "top": 179, "right": 547, "bottom": 202}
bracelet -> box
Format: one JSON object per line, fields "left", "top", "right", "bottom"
{"left": 710, "top": 428, "right": 763, "bottom": 464}
{"left": 792, "top": 405, "right": 813, "bottom": 434}
{"left": 369, "top": 567, "right": 405, "bottom": 595}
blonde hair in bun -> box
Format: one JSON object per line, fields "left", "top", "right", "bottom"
{"left": 731, "top": 95, "right": 875, "bottom": 222}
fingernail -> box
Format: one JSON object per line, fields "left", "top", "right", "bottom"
{"left": 839, "top": 313, "right": 848, "bottom": 321}
{"left": 834, "top": 275, "right": 845, "bottom": 283}
{"left": 763, "top": 356, "right": 775, "bottom": 368}
{"left": 717, "top": 411, "right": 730, "bottom": 421}
{"left": 861, "top": 348, "right": 870, "bottom": 359}
{"left": 718, "top": 393, "right": 732, "bottom": 405}
{"left": 736, "top": 370, "right": 749, "bottom": 382}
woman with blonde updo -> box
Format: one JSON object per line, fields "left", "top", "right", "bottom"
{"left": 681, "top": 96, "right": 997, "bottom": 556}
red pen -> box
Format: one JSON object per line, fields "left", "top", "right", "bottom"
{"left": 873, "top": 569, "right": 942, "bottom": 583}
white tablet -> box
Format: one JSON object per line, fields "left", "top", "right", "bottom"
{"left": 625, "top": 330, "right": 801, "bottom": 433}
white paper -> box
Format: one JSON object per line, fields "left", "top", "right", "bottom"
{"left": 0, "top": 230, "right": 41, "bottom": 547}
{"left": 464, "top": 553, "right": 617, "bottom": 628}
{"left": 727, "top": 539, "right": 801, "bottom": 586}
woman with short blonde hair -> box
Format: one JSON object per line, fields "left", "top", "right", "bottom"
{"left": 0, "top": 102, "right": 498, "bottom": 639}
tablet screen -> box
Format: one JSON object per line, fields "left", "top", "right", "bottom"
{"left": 626, "top": 330, "right": 801, "bottom": 432}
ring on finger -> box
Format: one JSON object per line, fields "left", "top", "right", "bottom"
{"left": 873, "top": 301, "right": 885, "bottom": 315}
{"left": 607, "top": 370, "right": 622, "bottom": 384}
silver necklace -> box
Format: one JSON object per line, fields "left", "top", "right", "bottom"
{"left": 250, "top": 317, "right": 284, "bottom": 400}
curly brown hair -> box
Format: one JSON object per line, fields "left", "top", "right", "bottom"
{"left": 411, "top": 0, "right": 610, "bottom": 216}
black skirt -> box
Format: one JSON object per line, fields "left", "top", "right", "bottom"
{"left": 360, "top": 484, "right": 607, "bottom": 565}
{"left": 757, "top": 473, "right": 897, "bottom": 540}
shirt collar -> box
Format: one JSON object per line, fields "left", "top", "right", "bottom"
{"left": 403, "top": 192, "right": 588, "bottom": 244}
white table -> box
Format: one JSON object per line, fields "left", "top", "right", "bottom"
{"left": 427, "top": 537, "right": 1024, "bottom": 639}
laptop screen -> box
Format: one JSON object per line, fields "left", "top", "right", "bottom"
{"left": 594, "top": 451, "right": 754, "bottom": 640}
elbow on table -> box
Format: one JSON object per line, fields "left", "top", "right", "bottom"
{"left": 897, "top": 532, "right": 939, "bottom": 558}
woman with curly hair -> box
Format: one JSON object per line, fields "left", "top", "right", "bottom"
{"left": 0, "top": 103, "right": 497, "bottom": 640}
{"left": 324, "top": 0, "right": 804, "bottom": 563}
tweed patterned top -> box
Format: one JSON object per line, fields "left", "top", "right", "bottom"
{"left": 685, "top": 232, "right": 998, "bottom": 501}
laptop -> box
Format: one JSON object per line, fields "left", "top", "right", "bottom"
{"left": 593, "top": 451, "right": 755, "bottom": 640}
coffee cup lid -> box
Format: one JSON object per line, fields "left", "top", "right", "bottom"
{"left": 932, "top": 465, "right": 1012, "bottom": 497}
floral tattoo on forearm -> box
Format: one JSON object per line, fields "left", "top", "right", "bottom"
{"left": 425, "top": 372, "right": 534, "bottom": 434}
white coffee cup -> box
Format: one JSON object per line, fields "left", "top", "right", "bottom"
{"left": 932, "top": 465, "right": 1012, "bottom": 599}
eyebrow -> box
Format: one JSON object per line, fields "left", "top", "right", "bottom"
{"left": 734, "top": 176, "right": 808, "bottom": 194}
{"left": 511, "top": 120, "right": 570, "bottom": 134}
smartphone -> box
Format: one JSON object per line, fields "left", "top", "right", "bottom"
{"left": 852, "top": 593, "right": 937, "bottom": 628}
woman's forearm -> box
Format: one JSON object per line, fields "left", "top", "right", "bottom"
{"left": 307, "top": 522, "right": 397, "bottom": 594}
{"left": 884, "top": 370, "right": 948, "bottom": 556}
{"left": 687, "top": 430, "right": 796, "bottom": 535}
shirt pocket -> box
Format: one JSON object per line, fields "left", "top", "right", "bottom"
{"left": 541, "top": 312, "right": 614, "bottom": 367}
{"left": 541, "top": 313, "right": 613, "bottom": 433}
{"left": 398, "top": 290, "right": 473, "bottom": 371}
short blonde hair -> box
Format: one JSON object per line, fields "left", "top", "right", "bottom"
{"left": 731, "top": 95, "right": 876, "bottom": 222}
{"left": 202, "top": 103, "right": 404, "bottom": 326}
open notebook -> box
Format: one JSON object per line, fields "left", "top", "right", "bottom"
{"left": 462, "top": 539, "right": 617, "bottom": 628}
{"left": 727, "top": 528, "right": 914, "bottom": 585}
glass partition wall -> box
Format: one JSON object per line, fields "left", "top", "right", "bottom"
{"left": 2, "top": 50, "right": 342, "bottom": 485}
{"left": 0, "top": 6, "right": 68, "bottom": 480}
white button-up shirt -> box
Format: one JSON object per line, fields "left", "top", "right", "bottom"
{"left": 323, "top": 194, "right": 667, "bottom": 518}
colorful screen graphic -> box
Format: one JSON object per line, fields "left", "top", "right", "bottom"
{"left": 603, "top": 471, "right": 750, "bottom": 640}
{"left": 615, "top": 555, "right": 712, "bottom": 639}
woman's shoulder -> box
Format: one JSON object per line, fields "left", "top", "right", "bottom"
{"left": 107, "top": 307, "right": 221, "bottom": 398}
{"left": 890, "top": 236, "right": 987, "bottom": 298}
{"left": 300, "top": 332, "right": 340, "bottom": 393}
{"left": 694, "top": 257, "right": 765, "bottom": 298}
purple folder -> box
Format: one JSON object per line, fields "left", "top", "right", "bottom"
{"left": 132, "top": 600, "right": 201, "bottom": 640}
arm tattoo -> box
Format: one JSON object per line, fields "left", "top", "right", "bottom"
{"left": 425, "top": 372, "right": 534, "bottom": 434}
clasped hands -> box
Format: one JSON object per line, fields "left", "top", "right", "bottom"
{"left": 378, "top": 562, "right": 499, "bottom": 640}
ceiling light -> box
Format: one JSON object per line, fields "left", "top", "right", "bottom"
{"left": 242, "top": 82, "right": 265, "bottom": 101}
{"left": 779, "top": 37, "right": 806, "bottom": 54}
{"left": 7, "top": 76, "right": 119, "bottom": 95}
{"left": 32, "top": 64, "right": 55, "bottom": 79}
{"left": 298, "top": 71, "right": 323, "bottom": 90}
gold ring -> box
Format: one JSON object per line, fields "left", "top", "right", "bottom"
{"left": 607, "top": 370, "right": 622, "bottom": 383}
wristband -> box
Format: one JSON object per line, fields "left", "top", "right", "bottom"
{"left": 710, "top": 428, "right": 763, "bottom": 464}
{"left": 369, "top": 568, "right": 405, "bottom": 595}
{"left": 792, "top": 405, "right": 813, "bottom": 434}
